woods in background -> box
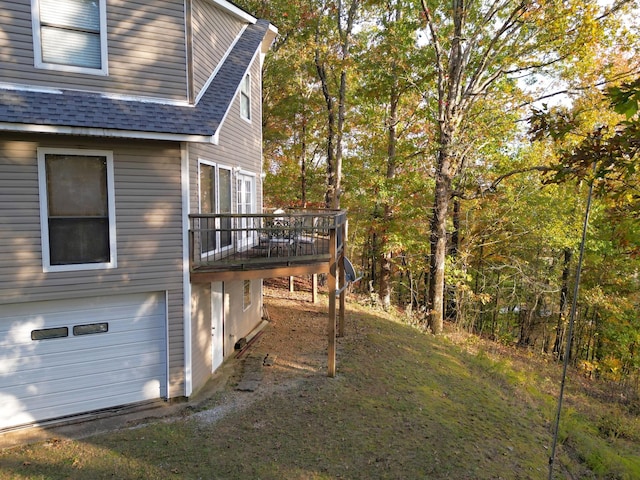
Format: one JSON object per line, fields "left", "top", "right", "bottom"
{"left": 239, "top": 0, "right": 640, "bottom": 388}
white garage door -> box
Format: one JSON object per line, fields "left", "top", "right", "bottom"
{"left": 0, "top": 292, "right": 167, "bottom": 430}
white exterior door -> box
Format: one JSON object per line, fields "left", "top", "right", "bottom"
{"left": 236, "top": 172, "right": 255, "bottom": 248}
{"left": 198, "top": 161, "right": 232, "bottom": 255}
{"left": 0, "top": 292, "right": 167, "bottom": 430}
{"left": 211, "top": 282, "right": 224, "bottom": 372}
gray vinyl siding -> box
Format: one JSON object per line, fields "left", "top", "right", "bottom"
{"left": 186, "top": 54, "right": 264, "bottom": 385}
{"left": 0, "top": 134, "right": 186, "bottom": 398}
{"left": 0, "top": 0, "right": 188, "bottom": 100}
{"left": 190, "top": 282, "right": 212, "bottom": 393}
{"left": 224, "top": 279, "right": 262, "bottom": 357}
{"left": 218, "top": 58, "right": 263, "bottom": 160}
{"left": 189, "top": 278, "right": 262, "bottom": 394}
{"left": 188, "top": 57, "right": 264, "bottom": 211}
{"left": 191, "top": 0, "right": 246, "bottom": 99}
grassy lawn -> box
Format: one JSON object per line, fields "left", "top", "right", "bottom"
{"left": 1, "top": 294, "right": 639, "bottom": 479}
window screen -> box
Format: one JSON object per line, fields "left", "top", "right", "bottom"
{"left": 45, "top": 154, "right": 110, "bottom": 265}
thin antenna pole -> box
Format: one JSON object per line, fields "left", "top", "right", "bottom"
{"left": 548, "top": 171, "right": 596, "bottom": 479}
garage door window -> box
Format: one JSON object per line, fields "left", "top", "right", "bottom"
{"left": 31, "top": 326, "right": 69, "bottom": 340}
{"left": 38, "top": 148, "right": 117, "bottom": 272}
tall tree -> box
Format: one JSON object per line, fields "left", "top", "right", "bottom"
{"left": 419, "top": 0, "right": 633, "bottom": 334}
{"left": 237, "top": 0, "right": 330, "bottom": 207}
{"left": 352, "top": 0, "right": 433, "bottom": 308}
{"left": 314, "top": 0, "right": 360, "bottom": 208}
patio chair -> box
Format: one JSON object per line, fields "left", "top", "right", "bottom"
{"left": 260, "top": 209, "right": 295, "bottom": 257}
{"left": 295, "top": 215, "right": 319, "bottom": 255}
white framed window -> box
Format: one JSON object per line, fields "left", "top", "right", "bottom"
{"left": 236, "top": 171, "right": 255, "bottom": 247}
{"left": 32, "top": 0, "right": 108, "bottom": 75}
{"left": 243, "top": 279, "right": 251, "bottom": 310}
{"left": 240, "top": 73, "right": 251, "bottom": 121}
{"left": 198, "top": 160, "right": 232, "bottom": 255}
{"left": 37, "top": 148, "right": 117, "bottom": 272}
{"left": 236, "top": 172, "right": 255, "bottom": 216}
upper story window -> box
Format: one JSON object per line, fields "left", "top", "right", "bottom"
{"left": 240, "top": 73, "right": 251, "bottom": 121}
{"left": 38, "top": 148, "right": 117, "bottom": 272}
{"left": 32, "top": 0, "right": 108, "bottom": 75}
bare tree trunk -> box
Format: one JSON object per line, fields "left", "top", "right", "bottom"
{"left": 299, "top": 116, "right": 308, "bottom": 207}
{"left": 315, "top": 0, "right": 358, "bottom": 209}
{"left": 420, "top": 0, "right": 533, "bottom": 334}
{"left": 491, "top": 270, "right": 501, "bottom": 340}
{"left": 379, "top": 251, "right": 392, "bottom": 309}
{"left": 446, "top": 199, "right": 461, "bottom": 322}
{"left": 314, "top": 43, "right": 335, "bottom": 209}
{"left": 378, "top": 68, "right": 400, "bottom": 310}
{"left": 428, "top": 150, "right": 453, "bottom": 334}
{"left": 553, "top": 248, "right": 572, "bottom": 359}
{"left": 423, "top": 0, "right": 463, "bottom": 335}
{"left": 474, "top": 243, "right": 485, "bottom": 334}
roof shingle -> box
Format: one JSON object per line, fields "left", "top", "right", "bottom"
{"left": 0, "top": 20, "right": 270, "bottom": 141}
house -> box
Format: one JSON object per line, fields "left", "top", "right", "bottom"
{"left": 0, "top": 0, "right": 284, "bottom": 431}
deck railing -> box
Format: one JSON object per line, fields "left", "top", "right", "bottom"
{"left": 189, "top": 209, "right": 346, "bottom": 272}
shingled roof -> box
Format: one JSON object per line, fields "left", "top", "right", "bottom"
{"left": 0, "top": 19, "right": 271, "bottom": 143}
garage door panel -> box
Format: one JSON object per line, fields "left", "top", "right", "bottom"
{"left": 1, "top": 326, "right": 166, "bottom": 367}
{"left": 1, "top": 346, "right": 165, "bottom": 384}
{"left": 0, "top": 292, "right": 167, "bottom": 430}
{"left": 28, "top": 327, "right": 164, "bottom": 354}
{"left": 7, "top": 364, "right": 165, "bottom": 411}
{"left": 2, "top": 328, "right": 166, "bottom": 361}
{"left": 0, "top": 311, "right": 165, "bottom": 350}
{"left": 4, "top": 350, "right": 166, "bottom": 393}
{"left": 17, "top": 378, "right": 164, "bottom": 423}
{"left": 0, "top": 293, "right": 163, "bottom": 315}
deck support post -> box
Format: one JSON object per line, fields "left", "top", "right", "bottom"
{"left": 328, "top": 228, "right": 337, "bottom": 377}
{"left": 338, "top": 221, "right": 346, "bottom": 337}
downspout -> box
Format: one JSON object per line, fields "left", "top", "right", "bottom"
{"left": 181, "top": 142, "right": 193, "bottom": 397}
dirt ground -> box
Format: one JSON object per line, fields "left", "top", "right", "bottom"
{"left": 184, "top": 276, "right": 337, "bottom": 427}
{"left": 254, "top": 278, "right": 331, "bottom": 377}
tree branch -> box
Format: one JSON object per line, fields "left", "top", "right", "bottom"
{"left": 451, "top": 166, "right": 557, "bottom": 200}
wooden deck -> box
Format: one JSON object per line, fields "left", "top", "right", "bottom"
{"left": 189, "top": 209, "right": 348, "bottom": 377}
{"left": 189, "top": 210, "right": 345, "bottom": 282}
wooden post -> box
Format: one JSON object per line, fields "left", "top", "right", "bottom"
{"left": 328, "top": 228, "right": 337, "bottom": 377}
{"left": 338, "top": 219, "right": 347, "bottom": 337}
{"left": 338, "top": 252, "right": 346, "bottom": 337}
{"left": 289, "top": 276, "right": 295, "bottom": 292}
{"left": 312, "top": 273, "right": 318, "bottom": 304}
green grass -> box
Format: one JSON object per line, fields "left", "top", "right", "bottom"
{"left": 1, "top": 297, "right": 638, "bottom": 479}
